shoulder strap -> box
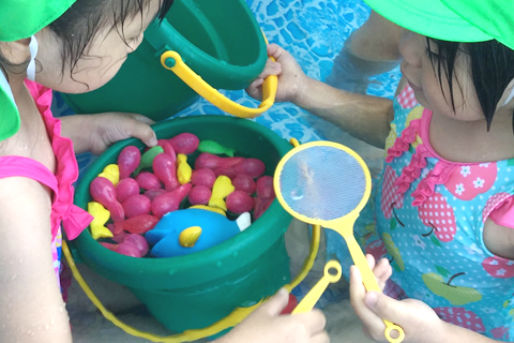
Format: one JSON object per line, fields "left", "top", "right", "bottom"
{"left": 0, "top": 155, "right": 58, "bottom": 193}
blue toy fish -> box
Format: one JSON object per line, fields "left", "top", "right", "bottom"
{"left": 145, "top": 207, "right": 251, "bottom": 257}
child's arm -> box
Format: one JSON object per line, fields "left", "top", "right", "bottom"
{"left": 0, "top": 177, "right": 72, "bottom": 343}
{"left": 349, "top": 255, "right": 507, "bottom": 343}
{"left": 60, "top": 113, "right": 158, "bottom": 154}
{"left": 215, "top": 288, "right": 328, "bottom": 343}
{"left": 247, "top": 44, "right": 394, "bottom": 148}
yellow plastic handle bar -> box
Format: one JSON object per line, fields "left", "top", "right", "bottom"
{"left": 344, "top": 234, "right": 405, "bottom": 343}
{"left": 160, "top": 51, "right": 277, "bottom": 118}
{"left": 292, "top": 260, "right": 342, "bottom": 314}
{"left": 62, "top": 218, "right": 321, "bottom": 342}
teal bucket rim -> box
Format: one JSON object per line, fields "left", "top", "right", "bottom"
{"left": 71, "top": 115, "right": 292, "bottom": 289}
{"left": 145, "top": 0, "right": 268, "bottom": 85}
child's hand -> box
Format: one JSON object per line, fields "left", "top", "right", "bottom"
{"left": 246, "top": 43, "right": 309, "bottom": 104}
{"left": 217, "top": 288, "right": 328, "bottom": 343}
{"left": 61, "top": 113, "right": 158, "bottom": 154}
{"left": 349, "top": 255, "right": 443, "bottom": 343}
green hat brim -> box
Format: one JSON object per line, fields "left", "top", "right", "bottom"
{"left": 363, "top": 0, "right": 493, "bottom": 43}
{"left": 0, "top": 74, "right": 20, "bottom": 141}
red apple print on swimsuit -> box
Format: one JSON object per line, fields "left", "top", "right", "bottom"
{"left": 445, "top": 163, "right": 497, "bottom": 200}
{"left": 434, "top": 307, "right": 485, "bottom": 333}
{"left": 381, "top": 166, "right": 404, "bottom": 219}
{"left": 482, "top": 192, "right": 511, "bottom": 223}
{"left": 482, "top": 256, "right": 514, "bottom": 278}
{"left": 418, "top": 192, "right": 456, "bottom": 242}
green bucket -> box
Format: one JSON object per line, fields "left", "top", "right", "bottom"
{"left": 61, "top": 0, "right": 267, "bottom": 121}
{"left": 72, "top": 116, "right": 292, "bottom": 334}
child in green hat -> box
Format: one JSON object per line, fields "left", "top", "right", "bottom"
{"left": 0, "top": 1, "right": 327, "bottom": 342}
{"left": 249, "top": 0, "right": 514, "bottom": 341}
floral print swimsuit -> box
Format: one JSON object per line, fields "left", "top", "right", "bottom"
{"left": 331, "top": 84, "right": 514, "bottom": 341}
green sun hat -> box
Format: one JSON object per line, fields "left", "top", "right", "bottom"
{"left": 0, "top": 0, "right": 76, "bottom": 141}
{"left": 363, "top": 0, "right": 514, "bottom": 50}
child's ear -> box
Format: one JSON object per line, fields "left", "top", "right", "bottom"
{"left": 0, "top": 38, "right": 31, "bottom": 70}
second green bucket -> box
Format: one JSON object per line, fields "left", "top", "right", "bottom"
{"left": 61, "top": 0, "right": 268, "bottom": 121}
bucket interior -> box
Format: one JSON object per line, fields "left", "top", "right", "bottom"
{"left": 71, "top": 116, "right": 293, "bottom": 331}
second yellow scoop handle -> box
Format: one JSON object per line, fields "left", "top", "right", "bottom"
{"left": 292, "top": 260, "right": 342, "bottom": 314}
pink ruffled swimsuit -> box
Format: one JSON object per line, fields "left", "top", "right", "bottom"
{"left": 0, "top": 80, "right": 92, "bottom": 289}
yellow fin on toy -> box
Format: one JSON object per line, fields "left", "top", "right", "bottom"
{"left": 179, "top": 226, "right": 202, "bottom": 247}
{"left": 189, "top": 204, "right": 226, "bottom": 216}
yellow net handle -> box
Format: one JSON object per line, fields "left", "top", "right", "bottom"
{"left": 62, "top": 228, "right": 320, "bottom": 342}
{"left": 160, "top": 50, "right": 277, "bottom": 118}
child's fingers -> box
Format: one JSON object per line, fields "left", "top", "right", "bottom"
{"left": 267, "top": 43, "right": 282, "bottom": 58}
{"left": 310, "top": 331, "right": 330, "bottom": 343}
{"left": 124, "top": 118, "right": 157, "bottom": 147}
{"left": 246, "top": 79, "right": 263, "bottom": 100}
{"left": 366, "top": 253, "right": 376, "bottom": 269}
{"left": 349, "top": 266, "right": 386, "bottom": 337}
{"left": 259, "top": 288, "right": 290, "bottom": 316}
{"left": 257, "top": 59, "right": 282, "bottom": 79}
{"left": 374, "top": 258, "right": 392, "bottom": 290}
{"left": 292, "top": 309, "right": 327, "bottom": 336}
{"left": 128, "top": 113, "right": 155, "bottom": 125}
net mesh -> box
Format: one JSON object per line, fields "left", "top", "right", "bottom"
{"left": 278, "top": 145, "right": 365, "bottom": 221}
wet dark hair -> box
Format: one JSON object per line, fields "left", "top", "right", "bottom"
{"left": 48, "top": 0, "right": 174, "bottom": 77}
{"left": 426, "top": 38, "right": 514, "bottom": 132}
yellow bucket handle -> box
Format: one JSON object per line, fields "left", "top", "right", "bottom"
{"left": 64, "top": 138, "right": 320, "bottom": 342}
{"left": 63, "top": 225, "right": 320, "bottom": 342}
{"left": 160, "top": 50, "right": 277, "bottom": 118}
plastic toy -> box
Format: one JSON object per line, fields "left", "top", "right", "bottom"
{"left": 176, "top": 153, "right": 192, "bottom": 184}
{"left": 88, "top": 201, "right": 112, "bottom": 240}
{"left": 198, "top": 140, "right": 235, "bottom": 157}
{"left": 98, "top": 164, "right": 120, "bottom": 186}
{"left": 191, "top": 168, "right": 216, "bottom": 188}
{"left": 208, "top": 175, "right": 234, "bottom": 211}
{"left": 233, "top": 158, "right": 265, "bottom": 179}
{"left": 169, "top": 132, "right": 199, "bottom": 154}
{"left": 226, "top": 190, "right": 254, "bottom": 214}
{"left": 232, "top": 174, "right": 256, "bottom": 194}
{"left": 157, "top": 139, "right": 176, "bottom": 160}
{"left": 195, "top": 152, "right": 243, "bottom": 171}
{"left": 151, "top": 183, "right": 192, "bottom": 218}
{"left": 152, "top": 153, "right": 179, "bottom": 190}
{"left": 115, "top": 178, "right": 140, "bottom": 202}
{"left": 122, "top": 194, "right": 151, "bottom": 218}
{"left": 145, "top": 208, "right": 251, "bottom": 257}
{"left": 118, "top": 146, "right": 141, "bottom": 179}
{"left": 189, "top": 185, "right": 211, "bottom": 205}
{"left": 110, "top": 214, "right": 159, "bottom": 235}
{"left": 101, "top": 233, "right": 149, "bottom": 257}
{"left": 254, "top": 175, "right": 275, "bottom": 219}
{"left": 135, "top": 171, "right": 161, "bottom": 190}
{"left": 136, "top": 146, "right": 164, "bottom": 174}
{"left": 90, "top": 176, "right": 125, "bottom": 222}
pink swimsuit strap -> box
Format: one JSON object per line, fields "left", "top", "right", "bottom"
{"left": 0, "top": 155, "right": 59, "bottom": 193}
